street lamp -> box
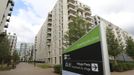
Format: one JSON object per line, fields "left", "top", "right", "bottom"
{"left": 34, "top": 49, "right": 37, "bottom": 67}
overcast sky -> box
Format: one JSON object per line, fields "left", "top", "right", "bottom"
{"left": 8, "top": 0, "right": 134, "bottom": 44}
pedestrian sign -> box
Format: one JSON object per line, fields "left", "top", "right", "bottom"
{"left": 62, "top": 24, "right": 110, "bottom": 75}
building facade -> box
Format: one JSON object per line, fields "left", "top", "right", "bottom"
{"left": 92, "top": 15, "right": 134, "bottom": 61}
{"left": 8, "top": 33, "right": 17, "bottom": 56}
{"left": 35, "top": 0, "right": 93, "bottom": 64}
{"left": 0, "top": 0, "right": 14, "bottom": 33}
{"left": 19, "top": 43, "right": 34, "bottom": 62}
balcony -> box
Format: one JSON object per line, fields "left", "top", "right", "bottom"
{"left": 4, "top": 24, "right": 8, "bottom": 28}
{"left": 6, "top": 18, "right": 10, "bottom": 22}
{"left": 48, "top": 23, "right": 52, "bottom": 28}
{"left": 85, "top": 16, "right": 91, "bottom": 20}
{"left": 47, "top": 36, "right": 51, "bottom": 40}
{"left": 84, "top": 7, "right": 90, "bottom": 11}
{"left": 85, "top": 11, "right": 91, "bottom": 16}
{"left": 48, "top": 16, "right": 52, "bottom": 20}
{"left": 47, "top": 40, "right": 51, "bottom": 43}
{"left": 47, "top": 42, "right": 51, "bottom": 46}
{"left": 68, "top": 7, "right": 76, "bottom": 13}
{"left": 68, "top": 0, "right": 75, "bottom": 3}
{"left": 48, "top": 18, "right": 52, "bottom": 22}
{"left": 68, "top": 2, "right": 75, "bottom": 8}
{"left": 47, "top": 29, "right": 51, "bottom": 33}
{"left": 68, "top": 13, "right": 76, "bottom": 19}
{"left": 48, "top": 26, "right": 52, "bottom": 29}
{"left": 77, "top": 6, "right": 84, "bottom": 11}
{"left": 10, "top": 0, "right": 15, "bottom": 6}
{"left": 48, "top": 13, "right": 52, "bottom": 17}
{"left": 8, "top": 12, "right": 11, "bottom": 16}
{"left": 68, "top": 19, "right": 73, "bottom": 23}
{"left": 48, "top": 21, "right": 52, "bottom": 25}
{"left": 0, "top": 31, "right": 6, "bottom": 37}
{"left": 47, "top": 31, "right": 51, "bottom": 34}
{"left": 10, "top": 7, "right": 13, "bottom": 11}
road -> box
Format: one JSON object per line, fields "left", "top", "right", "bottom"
{"left": 0, "top": 63, "right": 58, "bottom": 75}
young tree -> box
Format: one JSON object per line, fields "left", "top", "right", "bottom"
{"left": 126, "top": 37, "right": 134, "bottom": 59}
{"left": 64, "top": 16, "right": 92, "bottom": 46}
{"left": 0, "top": 35, "right": 10, "bottom": 67}
{"left": 106, "top": 27, "right": 122, "bottom": 65}
{"left": 119, "top": 42, "right": 126, "bottom": 62}
{"left": 12, "top": 50, "right": 20, "bottom": 64}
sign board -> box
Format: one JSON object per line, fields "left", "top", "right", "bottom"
{"left": 62, "top": 25, "right": 110, "bottom": 75}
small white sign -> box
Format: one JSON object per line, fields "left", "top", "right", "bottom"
{"left": 91, "top": 63, "right": 99, "bottom": 72}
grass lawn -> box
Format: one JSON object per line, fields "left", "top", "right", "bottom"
{"left": 0, "top": 64, "right": 12, "bottom": 71}
{"left": 37, "top": 64, "right": 53, "bottom": 69}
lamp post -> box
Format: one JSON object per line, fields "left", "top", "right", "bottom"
{"left": 34, "top": 49, "right": 37, "bottom": 67}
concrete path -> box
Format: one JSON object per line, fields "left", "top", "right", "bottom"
{"left": 1, "top": 63, "right": 134, "bottom": 75}
{"left": 112, "top": 70, "right": 134, "bottom": 75}
{"left": 0, "top": 63, "right": 58, "bottom": 75}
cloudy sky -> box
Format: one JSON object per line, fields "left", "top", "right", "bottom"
{"left": 8, "top": 0, "right": 134, "bottom": 44}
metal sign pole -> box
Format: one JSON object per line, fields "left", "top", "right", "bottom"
{"left": 100, "top": 22, "right": 111, "bottom": 75}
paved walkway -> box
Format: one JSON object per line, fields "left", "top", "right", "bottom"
{"left": 1, "top": 63, "right": 134, "bottom": 75}
{"left": 112, "top": 70, "right": 134, "bottom": 75}
{"left": 0, "top": 63, "right": 58, "bottom": 75}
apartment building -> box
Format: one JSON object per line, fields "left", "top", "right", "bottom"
{"left": 20, "top": 43, "right": 34, "bottom": 61}
{"left": 0, "top": 0, "right": 14, "bottom": 34}
{"left": 92, "top": 15, "right": 134, "bottom": 61}
{"left": 92, "top": 15, "right": 128, "bottom": 46}
{"left": 8, "top": 33, "right": 17, "bottom": 56}
{"left": 35, "top": 20, "right": 48, "bottom": 62}
{"left": 35, "top": 0, "right": 93, "bottom": 64}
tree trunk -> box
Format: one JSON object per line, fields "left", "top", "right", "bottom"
{"left": 114, "top": 56, "right": 118, "bottom": 65}
{"left": 1, "top": 59, "right": 4, "bottom": 68}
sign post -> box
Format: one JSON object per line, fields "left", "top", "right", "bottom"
{"left": 62, "top": 24, "right": 111, "bottom": 75}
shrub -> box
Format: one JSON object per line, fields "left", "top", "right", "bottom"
{"left": 38, "top": 64, "right": 52, "bottom": 69}
{"left": 112, "top": 61, "right": 134, "bottom": 72}
{"left": 53, "top": 65, "right": 61, "bottom": 74}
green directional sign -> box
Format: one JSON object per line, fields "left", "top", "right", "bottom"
{"left": 64, "top": 25, "right": 100, "bottom": 53}
{"left": 62, "top": 25, "right": 107, "bottom": 75}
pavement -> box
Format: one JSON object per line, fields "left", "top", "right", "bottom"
{"left": 0, "top": 63, "right": 58, "bottom": 75}
{"left": 0, "top": 63, "right": 134, "bottom": 75}
{"left": 112, "top": 70, "right": 134, "bottom": 75}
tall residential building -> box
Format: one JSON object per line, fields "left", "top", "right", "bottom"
{"left": 0, "top": 0, "right": 14, "bottom": 33}
{"left": 8, "top": 33, "right": 17, "bottom": 56}
{"left": 92, "top": 15, "right": 134, "bottom": 61}
{"left": 35, "top": 0, "right": 93, "bottom": 64}
{"left": 20, "top": 43, "right": 34, "bottom": 61}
